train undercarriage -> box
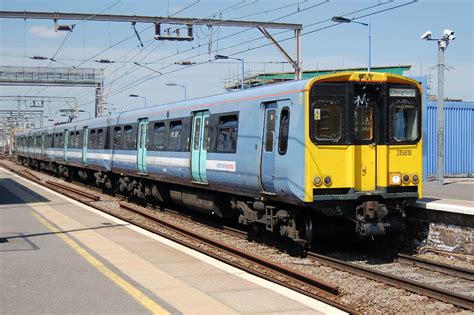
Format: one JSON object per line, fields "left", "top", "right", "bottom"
{"left": 19, "top": 157, "right": 410, "bottom": 247}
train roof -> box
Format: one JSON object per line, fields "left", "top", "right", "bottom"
{"left": 15, "top": 71, "right": 420, "bottom": 137}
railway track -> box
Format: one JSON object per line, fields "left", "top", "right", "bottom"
{"left": 3, "top": 159, "right": 473, "bottom": 312}
{"left": 307, "top": 251, "right": 474, "bottom": 310}
{"left": 0, "top": 160, "right": 357, "bottom": 314}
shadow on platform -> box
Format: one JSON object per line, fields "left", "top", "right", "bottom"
{"left": 0, "top": 178, "right": 50, "bottom": 205}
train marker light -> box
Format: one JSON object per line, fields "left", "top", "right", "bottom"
{"left": 402, "top": 174, "right": 410, "bottom": 184}
{"left": 313, "top": 176, "right": 322, "bottom": 186}
{"left": 323, "top": 176, "right": 332, "bottom": 186}
{"left": 412, "top": 174, "right": 419, "bottom": 184}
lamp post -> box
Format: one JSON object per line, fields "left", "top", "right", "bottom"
{"left": 129, "top": 94, "right": 147, "bottom": 108}
{"left": 166, "top": 83, "right": 187, "bottom": 100}
{"left": 421, "top": 29, "right": 455, "bottom": 184}
{"left": 215, "top": 54, "right": 245, "bottom": 90}
{"left": 332, "top": 16, "right": 371, "bottom": 72}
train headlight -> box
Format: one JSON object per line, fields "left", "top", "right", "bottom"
{"left": 402, "top": 174, "right": 410, "bottom": 184}
{"left": 390, "top": 173, "right": 402, "bottom": 186}
{"left": 313, "top": 176, "right": 322, "bottom": 186}
{"left": 323, "top": 176, "right": 332, "bottom": 186}
{"left": 412, "top": 174, "right": 419, "bottom": 184}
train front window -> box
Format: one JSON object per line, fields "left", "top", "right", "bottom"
{"left": 312, "top": 101, "right": 342, "bottom": 141}
{"left": 390, "top": 100, "right": 419, "bottom": 142}
{"left": 388, "top": 87, "right": 420, "bottom": 143}
{"left": 310, "top": 82, "right": 346, "bottom": 144}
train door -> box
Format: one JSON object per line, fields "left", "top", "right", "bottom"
{"left": 137, "top": 118, "right": 149, "bottom": 174}
{"left": 64, "top": 129, "right": 69, "bottom": 161}
{"left": 353, "top": 83, "right": 379, "bottom": 191}
{"left": 260, "top": 102, "right": 277, "bottom": 193}
{"left": 190, "top": 110, "right": 209, "bottom": 183}
{"left": 82, "top": 127, "right": 89, "bottom": 164}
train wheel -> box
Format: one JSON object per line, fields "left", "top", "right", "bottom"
{"left": 293, "top": 212, "right": 313, "bottom": 245}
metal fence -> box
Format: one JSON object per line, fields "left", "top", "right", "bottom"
{"left": 425, "top": 101, "right": 474, "bottom": 176}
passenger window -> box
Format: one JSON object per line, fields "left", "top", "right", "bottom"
{"left": 77, "top": 132, "right": 82, "bottom": 148}
{"left": 278, "top": 108, "right": 290, "bottom": 155}
{"left": 216, "top": 114, "right": 238, "bottom": 153}
{"left": 168, "top": 121, "right": 183, "bottom": 151}
{"left": 123, "top": 125, "right": 134, "bottom": 149}
{"left": 70, "top": 133, "right": 74, "bottom": 148}
{"left": 152, "top": 122, "right": 166, "bottom": 150}
{"left": 265, "top": 110, "right": 276, "bottom": 152}
{"left": 97, "top": 129, "right": 104, "bottom": 148}
{"left": 59, "top": 133, "right": 64, "bottom": 147}
{"left": 89, "top": 130, "right": 96, "bottom": 149}
{"left": 113, "top": 126, "right": 122, "bottom": 148}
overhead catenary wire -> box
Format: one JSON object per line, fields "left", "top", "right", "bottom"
{"left": 105, "top": 0, "right": 416, "bottom": 99}
{"left": 101, "top": 0, "right": 330, "bottom": 94}
{"left": 50, "top": 0, "right": 413, "bottom": 111}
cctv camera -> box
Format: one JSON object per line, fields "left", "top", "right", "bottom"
{"left": 449, "top": 35, "right": 456, "bottom": 40}
{"left": 421, "top": 30, "right": 432, "bottom": 40}
{"left": 444, "top": 29, "right": 454, "bottom": 36}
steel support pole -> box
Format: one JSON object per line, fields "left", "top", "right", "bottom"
{"left": 437, "top": 42, "right": 445, "bottom": 183}
{"left": 368, "top": 22, "right": 372, "bottom": 72}
{"left": 240, "top": 58, "right": 245, "bottom": 90}
{"left": 296, "top": 29, "right": 302, "bottom": 79}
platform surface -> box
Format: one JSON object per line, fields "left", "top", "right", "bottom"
{"left": 0, "top": 168, "right": 343, "bottom": 315}
{"left": 417, "top": 179, "right": 474, "bottom": 215}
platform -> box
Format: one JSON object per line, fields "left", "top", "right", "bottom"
{"left": 0, "top": 167, "right": 343, "bottom": 315}
{"left": 416, "top": 179, "right": 474, "bottom": 216}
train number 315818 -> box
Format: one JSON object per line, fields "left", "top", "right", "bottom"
{"left": 396, "top": 149, "right": 412, "bottom": 156}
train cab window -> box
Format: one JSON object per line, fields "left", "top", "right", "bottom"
{"left": 152, "top": 122, "right": 166, "bottom": 150}
{"left": 278, "top": 108, "right": 290, "bottom": 155}
{"left": 123, "top": 125, "right": 135, "bottom": 149}
{"left": 113, "top": 126, "right": 122, "bottom": 148}
{"left": 216, "top": 114, "right": 238, "bottom": 153}
{"left": 312, "top": 101, "right": 342, "bottom": 142}
{"left": 168, "top": 121, "right": 183, "bottom": 151}
{"left": 310, "top": 83, "right": 346, "bottom": 144}
{"left": 390, "top": 100, "right": 419, "bottom": 142}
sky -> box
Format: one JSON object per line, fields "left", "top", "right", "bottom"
{"left": 0, "top": 0, "right": 473, "bottom": 125}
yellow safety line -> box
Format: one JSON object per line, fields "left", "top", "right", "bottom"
{"left": 31, "top": 211, "right": 170, "bottom": 315}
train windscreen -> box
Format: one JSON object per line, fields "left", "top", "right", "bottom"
{"left": 388, "top": 86, "right": 421, "bottom": 144}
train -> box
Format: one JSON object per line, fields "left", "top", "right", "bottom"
{"left": 14, "top": 71, "right": 423, "bottom": 246}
